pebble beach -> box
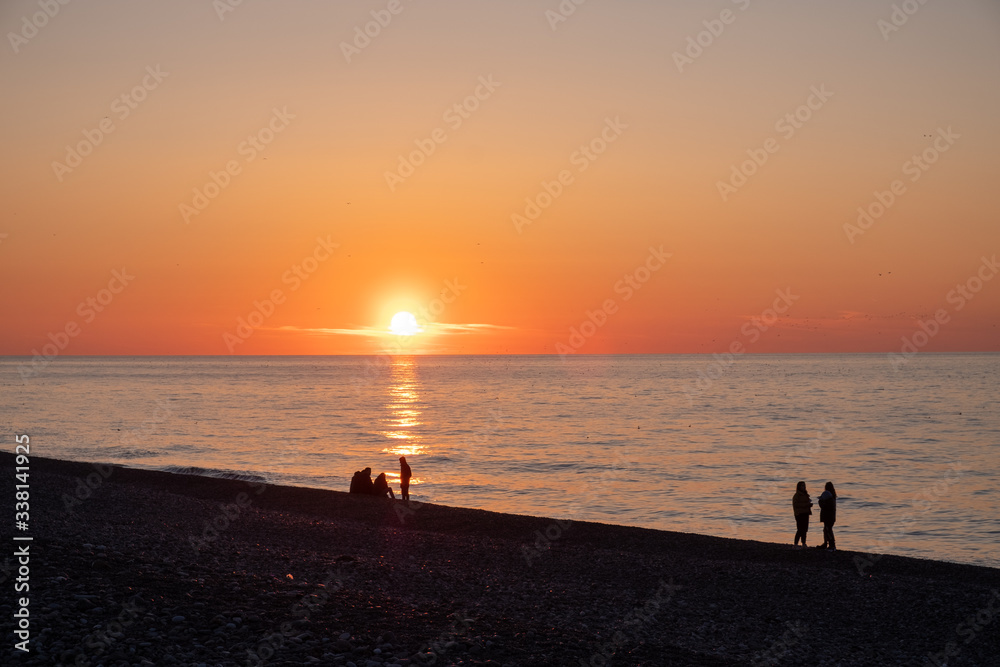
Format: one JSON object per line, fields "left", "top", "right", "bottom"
{"left": 4, "top": 453, "right": 999, "bottom": 666}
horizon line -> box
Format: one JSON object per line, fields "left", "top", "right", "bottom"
{"left": 2, "top": 350, "right": 999, "bottom": 358}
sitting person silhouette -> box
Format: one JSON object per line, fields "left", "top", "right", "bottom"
{"left": 372, "top": 472, "right": 395, "bottom": 499}
{"left": 350, "top": 467, "right": 375, "bottom": 495}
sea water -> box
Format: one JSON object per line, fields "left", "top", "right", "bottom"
{"left": 2, "top": 353, "right": 997, "bottom": 568}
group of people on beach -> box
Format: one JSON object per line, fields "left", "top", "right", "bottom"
{"left": 792, "top": 481, "right": 837, "bottom": 550}
{"left": 352, "top": 459, "right": 836, "bottom": 552}
{"left": 349, "top": 456, "right": 412, "bottom": 501}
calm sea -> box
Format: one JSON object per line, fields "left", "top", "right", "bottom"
{"left": 2, "top": 354, "right": 998, "bottom": 568}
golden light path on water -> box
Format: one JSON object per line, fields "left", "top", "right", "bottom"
{"left": 380, "top": 356, "right": 425, "bottom": 486}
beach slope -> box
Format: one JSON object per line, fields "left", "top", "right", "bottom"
{"left": 3, "top": 454, "right": 998, "bottom": 666}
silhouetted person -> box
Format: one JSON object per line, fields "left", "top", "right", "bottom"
{"left": 399, "top": 456, "right": 412, "bottom": 501}
{"left": 792, "top": 481, "right": 813, "bottom": 548}
{"left": 817, "top": 481, "right": 837, "bottom": 550}
{"left": 372, "top": 472, "right": 394, "bottom": 499}
{"left": 350, "top": 467, "right": 374, "bottom": 495}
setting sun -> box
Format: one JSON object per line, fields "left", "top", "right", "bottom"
{"left": 389, "top": 311, "right": 422, "bottom": 336}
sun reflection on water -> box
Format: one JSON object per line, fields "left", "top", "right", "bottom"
{"left": 379, "top": 356, "right": 426, "bottom": 458}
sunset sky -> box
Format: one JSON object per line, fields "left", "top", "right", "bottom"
{"left": 2, "top": 0, "right": 998, "bottom": 355}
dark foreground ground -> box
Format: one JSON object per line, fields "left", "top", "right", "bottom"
{"left": 2, "top": 454, "right": 998, "bottom": 667}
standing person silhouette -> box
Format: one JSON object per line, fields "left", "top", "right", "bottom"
{"left": 399, "top": 456, "right": 412, "bottom": 501}
{"left": 817, "top": 481, "right": 837, "bottom": 550}
{"left": 792, "top": 481, "right": 813, "bottom": 549}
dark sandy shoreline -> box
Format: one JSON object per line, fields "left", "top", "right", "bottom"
{"left": 3, "top": 454, "right": 998, "bottom": 666}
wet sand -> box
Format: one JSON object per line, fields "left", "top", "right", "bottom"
{"left": 3, "top": 453, "right": 998, "bottom": 666}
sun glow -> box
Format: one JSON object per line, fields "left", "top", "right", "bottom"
{"left": 389, "top": 311, "right": 422, "bottom": 336}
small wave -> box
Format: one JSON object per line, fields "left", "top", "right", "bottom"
{"left": 79, "top": 446, "right": 165, "bottom": 461}
{"left": 160, "top": 465, "right": 267, "bottom": 483}
{"left": 100, "top": 447, "right": 162, "bottom": 460}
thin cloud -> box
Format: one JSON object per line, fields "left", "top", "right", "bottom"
{"left": 272, "top": 323, "right": 514, "bottom": 337}
{"left": 432, "top": 323, "right": 515, "bottom": 333}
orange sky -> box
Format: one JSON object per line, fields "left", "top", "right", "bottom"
{"left": 1, "top": 0, "right": 999, "bottom": 355}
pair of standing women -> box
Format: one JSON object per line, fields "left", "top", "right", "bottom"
{"left": 792, "top": 481, "right": 837, "bottom": 550}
